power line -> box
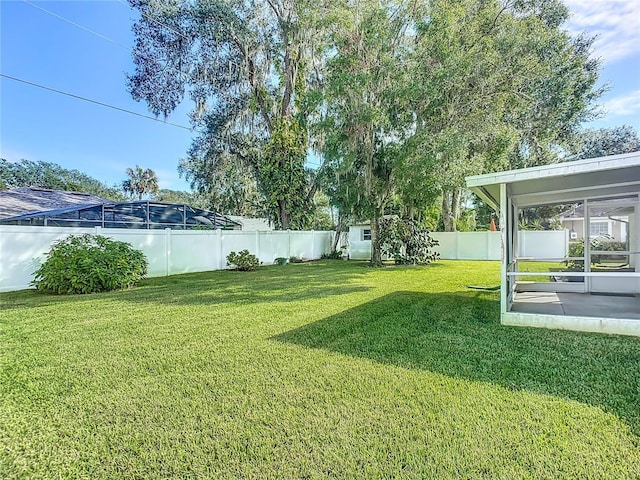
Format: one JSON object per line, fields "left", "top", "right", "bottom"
{"left": 22, "top": 0, "right": 129, "bottom": 49}
{"left": 1, "top": 73, "right": 192, "bottom": 130}
{"left": 23, "top": 0, "right": 242, "bottom": 101}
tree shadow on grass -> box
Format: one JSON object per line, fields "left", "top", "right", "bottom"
{"left": 273, "top": 290, "right": 640, "bottom": 436}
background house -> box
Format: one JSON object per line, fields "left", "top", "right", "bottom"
{"left": 559, "top": 202, "right": 628, "bottom": 241}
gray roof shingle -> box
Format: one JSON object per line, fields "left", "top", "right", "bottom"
{"left": 0, "top": 187, "right": 110, "bottom": 220}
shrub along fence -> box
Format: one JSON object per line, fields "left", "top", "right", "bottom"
{"left": 0, "top": 226, "right": 334, "bottom": 292}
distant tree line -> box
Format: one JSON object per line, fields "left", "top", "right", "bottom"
{"left": 0, "top": 159, "right": 125, "bottom": 200}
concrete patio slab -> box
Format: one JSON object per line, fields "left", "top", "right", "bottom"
{"left": 512, "top": 292, "right": 640, "bottom": 319}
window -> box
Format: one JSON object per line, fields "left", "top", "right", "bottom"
{"left": 589, "top": 221, "right": 609, "bottom": 237}
{"left": 362, "top": 228, "right": 372, "bottom": 241}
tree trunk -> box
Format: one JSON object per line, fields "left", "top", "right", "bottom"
{"left": 370, "top": 215, "right": 382, "bottom": 266}
{"left": 441, "top": 188, "right": 462, "bottom": 232}
{"left": 442, "top": 191, "right": 454, "bottom": 232}
{"left": 452, "top": 188, "right": 461, "bottom": 227}
{"left": 279, "top": 199, "right": 290, "bottom": 230}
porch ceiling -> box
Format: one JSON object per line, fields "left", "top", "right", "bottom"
{"left": 466, "top": 152, "right": 640, "bottom": 209}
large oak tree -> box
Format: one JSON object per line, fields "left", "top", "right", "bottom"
{"left": 127, "top": 0, "right": 330, "bottom": 228}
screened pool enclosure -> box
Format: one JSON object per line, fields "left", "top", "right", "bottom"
{"left": 0, "top": 200, "right": 241, "bottom": 230}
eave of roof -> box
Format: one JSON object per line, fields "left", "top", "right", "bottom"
{"left": 466, "top": 152, "right": 640, "bottom": 210}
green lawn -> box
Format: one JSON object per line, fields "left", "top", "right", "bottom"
{"left": 1, "top": 260, "right": 639, "bottom": 479}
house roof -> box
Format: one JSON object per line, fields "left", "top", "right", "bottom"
{"left": 0, "top": 187, "right": 111, "bottom": 220}
{"left": 466, "top": 152, "right": 640, "bottom": 209}
{"left": 559, "top": 199, "right": 634, "bottom": 219}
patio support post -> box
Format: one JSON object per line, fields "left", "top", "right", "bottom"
{"left": 500, "top": 183, "right": 508, "bottom": 316}
{"left": 584, "top": 198, "right": 590, "bottom": 293}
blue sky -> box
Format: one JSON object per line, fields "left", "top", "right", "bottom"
{"left": 1, "top": 0, "right": 639, "bottom": 192}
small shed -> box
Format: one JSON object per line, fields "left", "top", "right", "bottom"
{"left": 466, "top": 152, "right": 640, "bottom": 337}
{"left": 348, "top": 223, "right": 373, "bottom": 260}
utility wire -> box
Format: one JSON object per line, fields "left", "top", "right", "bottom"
{"left": 1, "top": 73, "right": 192, "bottom": 130}
{"left": 23, "top": 0, "right": 242, "bottom": 100}
{"left": 22, "top": 0, "right": 129, "bottom": 49}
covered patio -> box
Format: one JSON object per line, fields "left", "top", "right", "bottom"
{"left": 466, "top": 152, "right": 640, "bottom": 336}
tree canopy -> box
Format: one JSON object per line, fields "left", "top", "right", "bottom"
{"left": 316, "top": 0, "right": 601, "bottom": 262}
{"left": 575, "top": 125, "right": 640, "bottom": 159}
{"left": 122, "top": 165, "right": 160, "bottom": 200}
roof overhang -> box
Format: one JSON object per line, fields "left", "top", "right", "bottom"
{"left": 466, "top": 152, "right": 640, "bottom": 210}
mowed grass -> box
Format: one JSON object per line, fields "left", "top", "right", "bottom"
{"left": 1, "top": 260, "right": 639, "bottom": 479}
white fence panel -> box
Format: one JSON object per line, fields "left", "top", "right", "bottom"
{"left": 0, "top": 226, "right": 335, "bottom": 292}
{"left": 97, "top": 227, "right": 170, "bottom": 277}
{"left": 169, "top": 230, "right": 220, "bottom": 275}
{"left": 219, "top": 230, "right": 257, "bottom": 265}
{"left": 430, "top": 232, "right": 501, "bottom": 260}
{"left": 0, "top": 226, "right": 91, "bottom": 292}
{"left": 290, "top": 231, "right": 314, "bottom": 258}
{"left": 256, "top": 231, "right": 288, "bottom": 263}
{"left": 517, "top": 230, "right": 568, "bottom": 259}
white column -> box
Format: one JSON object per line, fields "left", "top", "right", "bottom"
{"left": 500, "top": 183, "right": 508, "bottom": 316}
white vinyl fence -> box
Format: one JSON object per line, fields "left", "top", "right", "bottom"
{"left": 0, "top": 225, "right": 334, "bottom": 292}
{"left": 350, "top": 230, "right": 568, "bottom": 261}
{"left": 432, "top": 230, "right": 568, "bottom": 260}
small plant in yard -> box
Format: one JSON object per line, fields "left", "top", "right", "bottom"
{"left": 227, "top": 250, "right": 260, "bottom": 271}
{"left": 289, "top": 256, "right": 304, "bottom": 263}
{"left": 321, "top": 250, "right": 344, "bottom": 260}
{"left": 32, "top": 234, "right": 148, "bottom": 294}
{"left": 274, "top": 257, "right": 288, "bottom": 266}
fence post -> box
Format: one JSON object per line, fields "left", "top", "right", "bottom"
{"left": 455, "top": 231, "right": 460, "bottom": 260}
{"left": 486, "top": 231, "right": 491, "bottom": 260}
{"left": 217, "top": 228, "right": 223, "bottom": 269}
{"left": 165, "top": 228, "right": 171, "bottom": 276}
{"left": 94, "top": 226, "right": 101, "bottom": 235}
{"left": 311, "top": 230, "right": 315, "bottom": 259}
{"left": 255, "top": 230, "right": 260, "bottom": 262}
{"left": 287, "top": 230, "right": 291, "bottom": 259}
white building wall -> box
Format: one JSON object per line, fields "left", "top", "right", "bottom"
{"left": 0, "top": 226, "right": 334, "bottom": 292}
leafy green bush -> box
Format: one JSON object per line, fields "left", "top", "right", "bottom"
{"left": 564, "top": 236, "right": 626, "bottom": 269}
{"left": 227, "top": 250, "right": 260, "bottom": 271}
{"left": 274, "top": 257, "right": 288, "bottom": 266}
{"left": 379, "top": 217, "right": 440, "bottom": 265}
{"left": 32, "top": 234, "right": 148, "bottom": 294}
{"left": 320, "top": 250, "right": 344, "bottom": 260}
